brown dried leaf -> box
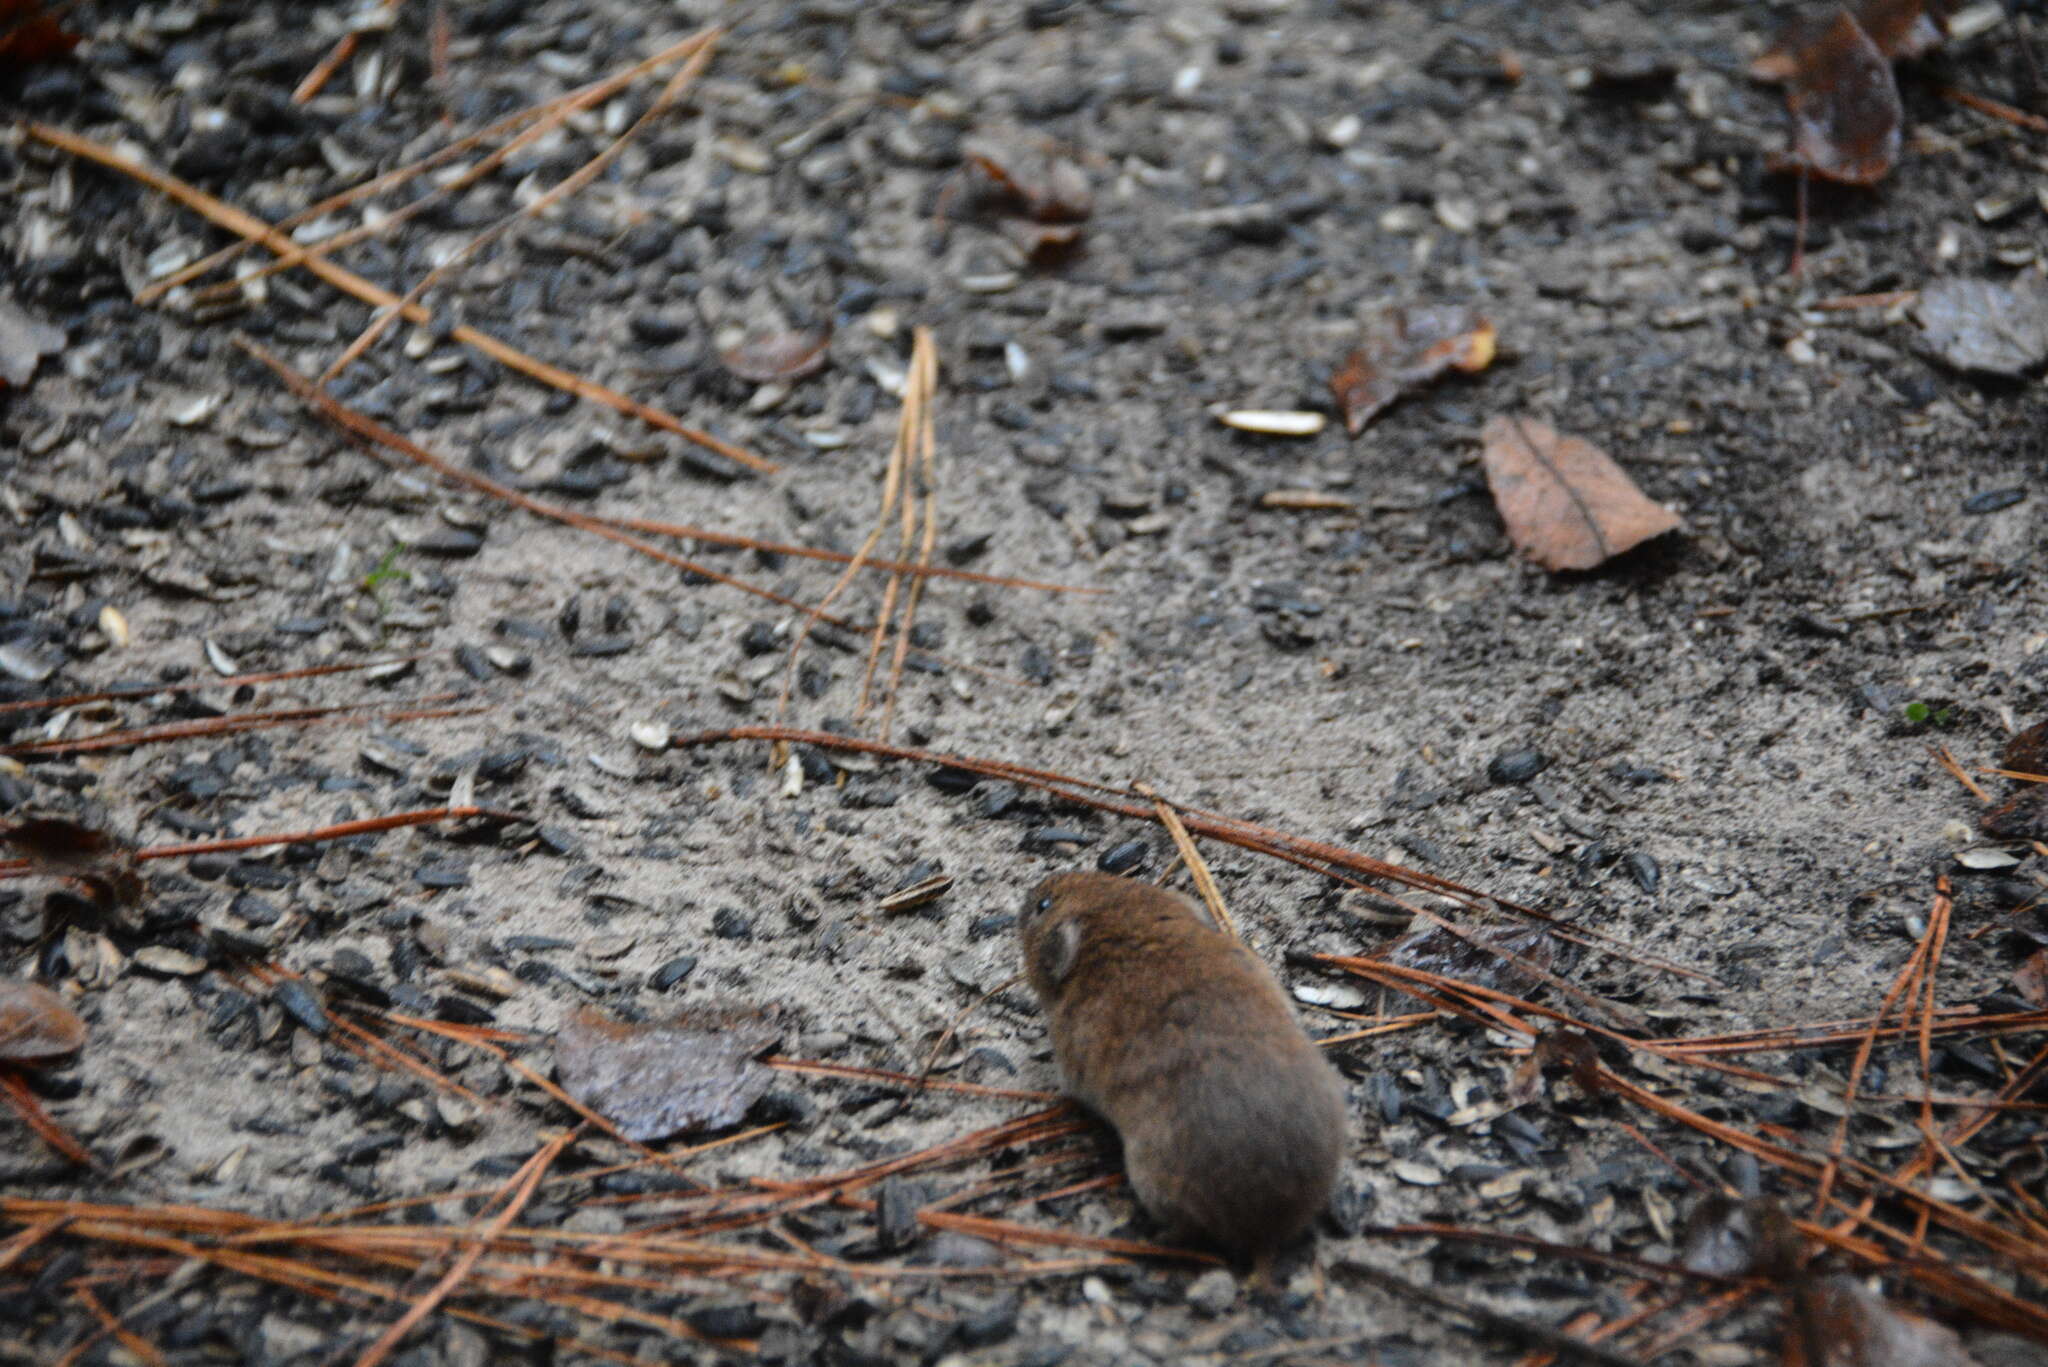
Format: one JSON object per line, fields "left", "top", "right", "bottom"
{"left": 0, "top": 979, "right": 86, "bottom": 1064}
{"left": 1678, "top": 1194, "right": 1802, "bottom": 1279}
{"left": 1331, "top": 306, "right": 1497, "bottom": 435}
{"left": 964, "top": 137, "right": 1093, "bottom": 223}
{"left": 0, "top": 294, "right": 66, "bottom": 390}
{"left": 554, "top": 1003, "right": 783, "bottom": 1143}
{"left": 1913, "top": 276, "right": 2048, "bottom": 377}
{"left": 1788, "top": 1273, "right": 1974, "bottom": 1367}
{"left": 997, "top": 218, "right": 1085, "bottom": 266}
{"left": 0, "top": 0, "right": 80, "bottom": 67}
{"left": 1772, "top": 9, "right": 1903, "bottom": 185}
{"left": 2004, "top": 719, "right": 2048, "bottom": 776}
{"left": 1756, "top": 0, "right": 1948, "bottom": 78}
{"left": 1480, "top": 415, "right": 1682, "bottom": 571}
{"left": 719, "top": 327, "right": 831, "bottom": 384}
{"left": 1854, "top": 0, "right": 1951, "bottom": 58}
{"left": 1507, "top": 1027, "right": 1604, "bottom": 1106}
{"left": 1, "top": 817, "right": 144, "bottom": 910}
{"left": 2016, "top": 950, "right": 2048, "bottom": 1009}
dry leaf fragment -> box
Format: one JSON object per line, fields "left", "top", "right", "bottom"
{"left": 719, "top": 327, "right": 831, "bottom": 384}
{"left": 1912, "top": 276, "right": 2048, "bottom": 377}
{"left": 964, "top": 138, "right": 1093, "bottom": 224}
{"left": 554, "top": 1003, "right": 783, "bottom": 1143}
{"left": 0, "top": 979, "right": 86, "bottom": 1064}
{"left": 1852, "top": 0, "right": 1951, "bottom": 59}
{"left": 1481, "top": 415, "right": 1682, "bottom": 571}
{"left": 1507, "top": 1027, "right": 1604, "bottom": 1105}
{"left": 1981, "top": 787, "right": 2048, "bottom": 842}
{"left": 1788, "top": 1274, "right": 1974, "bottom": 1367}
{"left": 1331, "top": 306, "right": 1497, "bottom": 435}
{"left": 2003, "top": 719, "right": 2048, "bottom": 775}
{"left": 0, "top": 0, "right": 80, "bottom": 66}
{"left": 0, "top": 294, "right": 66, "bottom": 389}
{"left": 1, "top": 817, "right": 145, "bottom": 911}
{"left": 1756, "top": 0, "right": 1949, "bottom": 78}
{"left": 1775, "top": 9, "right": 1903, "bottom": 185}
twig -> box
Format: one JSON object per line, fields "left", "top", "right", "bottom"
{"left": 148, "top": 31, "right": 721, "bottom": 303}
{"left": 1939, "top": 84, "right": 2048, "bottom": 133}
{"left": 319, "top": 35, "right": 718, "bottom": 387}
{"left": 240, "top": 340, "right": 849, "bottom": 621}
{"left": 0, "top": 654, "right": 429, "bottom": 718}
{"left": 0, "top": 696, "right": 476, "bottom": 759}
{"left": 0, "top": 806, "right": 519, "bottom": 883}
{"left": 0, "top": 1070, "right": 97, "bottom": 1169}
{"left": 1338, "top": 1260, "right": 1649, "bottom": 1367}
{"left": 593, "top": 512, "right": 1100, "bottom": 593}
{"left": 351, "top": 1128, "right": 575, "bottom": 1367}
{"left": 1931, "top": 746, "right": 1992, "bottom": 804}
{"left": 879, "top": 329, "right": 943, "bottom": 743}
{"left": 1134, "top": 781, "right": 1238, "bottom": 938}
{"left": 292, "top": 32, "right": 361, "bottom": 104}
{"left": 25, "top": 122, "right": 770, "bottom": 474}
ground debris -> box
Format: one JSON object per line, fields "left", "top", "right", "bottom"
{"left": 1, "top": 816, "right": 145, "bottom": 914}
{"left": 554, "top": 1001, "right": 784, "bottom": 1142}
{"left": 1912, "top": 276, "right": 2048, "bottom": 376}
{"left": 0, "top": 294, "right": 65, "bottom": 389}
{"left": 720, "top": 326, "right": 832, "bottom": 384}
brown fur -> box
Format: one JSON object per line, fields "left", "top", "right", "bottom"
{"left": 1019, "top": 871, "right": 1348, "bottom": 1268}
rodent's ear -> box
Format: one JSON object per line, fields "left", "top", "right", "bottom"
{"left": 1031, "top": 916, "right": 1083, "bottom": 990}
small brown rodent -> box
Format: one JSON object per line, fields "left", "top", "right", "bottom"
{"left": 1019, "top": 871, "right": 1348, "bottom": 1269}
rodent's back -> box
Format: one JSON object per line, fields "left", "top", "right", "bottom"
{"left": 1019, "top": 872, "right": 1348, "bottom": 1264}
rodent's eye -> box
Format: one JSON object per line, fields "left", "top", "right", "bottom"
{"left": 1034, "top": 895, "right": 1053, "bottom": 914}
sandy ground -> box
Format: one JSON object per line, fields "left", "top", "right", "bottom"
{"left": 2, "top": 0, "right": 2045, "bottom": 1363}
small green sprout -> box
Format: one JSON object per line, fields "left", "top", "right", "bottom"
{"left": 361, "top": 543, "right": 410, "bottom": 594}
{"left": 1903, "top": 701, "right": 1954, "bottom": 727}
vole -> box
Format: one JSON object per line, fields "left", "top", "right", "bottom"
{"left": 1019, "top": 871, "right": 1348, "bottom": 1271}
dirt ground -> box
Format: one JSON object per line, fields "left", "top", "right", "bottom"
{"left": 3, "top": 0, "right": 2046, "bottom": 1363}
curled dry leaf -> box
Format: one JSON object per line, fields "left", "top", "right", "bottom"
{"left": 1678, "top": 1193, "right": 1802, "bottom": 1279}
{"left": 719, "top": 326, "right": 831, "bottom": 384}
{"left": 964, "top": 137, "right": 1093, "bottom": 224}
{"left": 554, "top": 1002, "right": 783, "bottom": 1143}
{"left": 1331, "top": 306, "right": 1497, "bottom": 435}
{"left": 1773, "top": 9, "right": 1902, "bottom": 185}
{"left": 1506, "top": 1027, "right": 1603, "bottom": 1106}
{"left": 1481, "top": 415, "right": 1682, "bottom": 572}
{"left": 0, "top": 978, "right": 86, "bottom": 1063}
{"left": 1788, "top": 1273, "right": 1974, "bottom": 1367}
{"left": 1852, "top": 0, "right": 1952, "bottom": 59}
{"left": 1, "top": 817, "right": 145, "bottom": 911}
{"left": 1755, "top": 0, "right": 1949, "bottom": 79}
{"left": 1912, "top": 276, "right": 2048, "bottom": 377}
{"left": 0, "top": 293, "right": 66, "bottom": 389}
